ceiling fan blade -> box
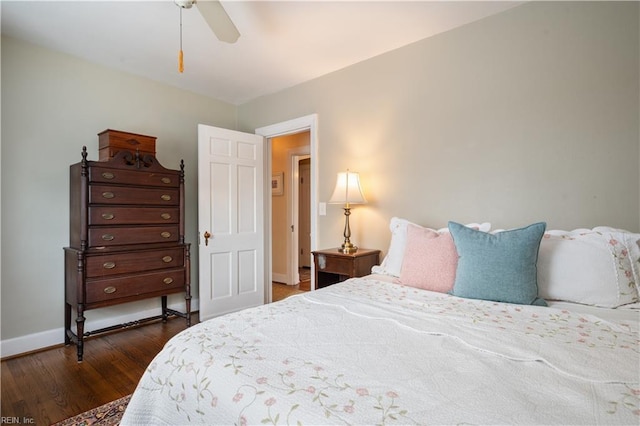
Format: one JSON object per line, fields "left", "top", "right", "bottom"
{"left": 196, "top": 0, "right": 240, "bottom": 44}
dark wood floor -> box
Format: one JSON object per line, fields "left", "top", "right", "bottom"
{"left": 1, "top": 314, "right": 196, "bottom": 425}
{"left": 1, "top": 272, "right": 311, "bottom": 424}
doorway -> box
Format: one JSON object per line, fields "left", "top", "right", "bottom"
{"left": 270, "top": 132, "right": 311, "bottom": 291}
{"left": 255, "top": 114, "right": 319, "bottom": 304}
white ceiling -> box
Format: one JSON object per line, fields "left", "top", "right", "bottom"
{"left": 1, "top": 1, "right": 522, "bottom": 105}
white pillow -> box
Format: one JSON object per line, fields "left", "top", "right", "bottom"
{"left": 371, "top": 217, "right": 491, "bottom": 277}
{"left": 594, "top": 226, "right": 640, "bottom": 297}
{"left": 537, "top": 227, "right": 640, "bottom": 308}
{"left": 371, "top": 217, "right": 413, "bottom": 277}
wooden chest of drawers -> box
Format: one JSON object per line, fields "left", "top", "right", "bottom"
{"left": 64, "top": 146, "right": 191, "bottom": 361}
{"left": 98, "top": 129, "right": 156, "bottom": 161}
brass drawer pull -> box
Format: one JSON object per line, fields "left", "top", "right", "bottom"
{"left": 103, "top": 286, "right": 117, "bottom": 294}
{"left": 160, "top": 213, "right": 171, "bottom": 220}
{"left": 160, "top": 231, "right": 171, "bottom": 239}
{"left": 161, "top": 177, "right": 172, "bottom": 184}
{"left": 162, "top": 256, "right": 173, "bottom": 263}
{"left": 101, "top": 172, "right": 115, "bottom": 180}
{"left": 160, "top": 194, "right": 171, "bottom": 201}
{"left": 101, "top": 213, "right": 115, "bottom": 220}
{"left": 102, "top": 191, "right": 115, "bottom": 199}
{"left": 163, "top": 277, "right": 174, "bottom": 285}
{"left": 103, "top": 261, "right": 116, "bottom": 269}
{"left": 102, "top": 234, "right": 115, "bottom": 241}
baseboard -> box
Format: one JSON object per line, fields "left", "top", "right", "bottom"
{"left": 272, "top": 272, "right": 289, "bottom": 284}
{"left": 0, "top": 298, "right": 198, "bottom": 359}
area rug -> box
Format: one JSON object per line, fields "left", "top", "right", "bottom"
{"left": 52, "top": 394, "right": 130, "bottom": 426}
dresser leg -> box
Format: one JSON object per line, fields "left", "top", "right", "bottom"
{"left": 64, "top": 303, "right": 72, "bottom": 345}
{"left": 161, "top": 296, "right": 168, "bottom": 323}
{"left": 184, "top": 245, "right": 192, "bottom": 327}
{"left": 185, "top": 295, "right": 192, "bottom": 327}
{"left": 76, "top": 305, "right": 85, "bottom": 362}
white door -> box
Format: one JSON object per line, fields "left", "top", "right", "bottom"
{"left": 298, "top": 158, "right": 311, "bottom": 268}
{"left": 198, "top": 124, "right": 265, "bottom": 321}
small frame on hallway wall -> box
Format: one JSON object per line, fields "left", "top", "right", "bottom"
{"left": 272, "top": 172, "right": 284, "bottom": 196}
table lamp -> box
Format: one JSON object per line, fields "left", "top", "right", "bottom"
{"left": 329, "top": 170, "right": 366, "bottom": 253}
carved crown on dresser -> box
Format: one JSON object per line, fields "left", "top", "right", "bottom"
{"left": 64, "top": 130, "right": 191, "bottom": 362}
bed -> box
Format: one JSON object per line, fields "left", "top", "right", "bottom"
{"left": 122, "top": 219, "right": 640, "bottom": 425}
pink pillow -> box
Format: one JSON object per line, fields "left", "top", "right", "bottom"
{"left": 399, "top": 224, "right": 458, "bottom": 293}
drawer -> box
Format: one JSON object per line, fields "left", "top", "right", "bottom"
{"left": 89, "top": 185, "right": 179, "bottom": 206}
{"left": 89, "top": 167, "right": 178, "bottom": 188}
{"left": 85, "top": 269, "right": 185, "bottom": 304}
{"left": 85, "top": 247, "right": 184, "bottom": 278}
{"left": 315, "top": 254, "right": 352, "bottom": 276}
{"left": 89, "top": 206, "right": 179, "bottom": 225}
{"left": 88, "top": 225, "right": 179, "bottom": 246}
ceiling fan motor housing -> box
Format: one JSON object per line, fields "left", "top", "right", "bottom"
{"left": 174, "top": 0, "right": 195, "bottom": 9}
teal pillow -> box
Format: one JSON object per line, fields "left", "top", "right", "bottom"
{"left": 448, "top": 221, "right": 547, "bottom": 306}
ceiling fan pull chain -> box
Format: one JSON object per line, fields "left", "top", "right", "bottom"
{"left": 178, "top": 7, "right": 184, "bottom": 73}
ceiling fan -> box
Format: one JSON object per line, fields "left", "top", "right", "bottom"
{"left": 174, "top": 0, "right": 240, "bottom": 72}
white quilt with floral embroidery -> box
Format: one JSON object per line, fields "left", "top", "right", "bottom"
{"left": 122, "top": 278, "right": 640, "bottom": 425}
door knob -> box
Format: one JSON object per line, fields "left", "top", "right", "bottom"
{"left": 204, "top": 231, "right": 211, "bottom": 246}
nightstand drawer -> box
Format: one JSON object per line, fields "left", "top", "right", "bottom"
{"left": 316, "top": 253, "right": 353, "bottom": 275}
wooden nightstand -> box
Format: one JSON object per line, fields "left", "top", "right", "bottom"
{"left": 312, "top": 248, "right": 380, "bottom": 289}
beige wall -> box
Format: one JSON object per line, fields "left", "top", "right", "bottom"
{"left": 271, "top": 132, "right": 310, "bottom": 281}
{"left": 1, "top": 36, "right": 236, "bottom": 347}
{"left": 238, "top": 1, "right": 640, "bottom": 256}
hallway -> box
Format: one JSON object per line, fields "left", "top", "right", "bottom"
{"left": 272, "top": 267, "right": 311, "bottom": 302}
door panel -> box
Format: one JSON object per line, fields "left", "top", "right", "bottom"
{"left": 238, "top": 165, "right": 257, "bottom": 233}
{"left": 211, "top": 251, "right": 232, "bottom": 299}
{"left": 211, "top": 162, "right": 231, "bottom": 235}
{"left": 299, "top": 159, "right": 311, "bottom": 268}
{"left": 238, "top": 249, "right": 257, "bottom": 294}
{"left": 198, "top": 124, "right": 265, "bottom": 321}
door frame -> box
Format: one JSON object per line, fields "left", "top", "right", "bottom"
{"left": 290, "top": 150, "right": 311, "bottom": 281}
{"left": 256, "top": 114, "right": 319, "bottom": 303}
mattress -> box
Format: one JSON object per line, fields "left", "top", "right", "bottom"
{"left": 122, "top": 276, "right": 640, "bottom": 425}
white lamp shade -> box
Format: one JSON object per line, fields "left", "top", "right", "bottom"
{"left": 329, "top": 171, "right": 366, "bottom": 205}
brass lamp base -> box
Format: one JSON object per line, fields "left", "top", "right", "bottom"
{"left": 338, "top": 206, "right": 358, "bottom": 254}
{"left": 339, "top": 243, "right": 358, "bottom": 254}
